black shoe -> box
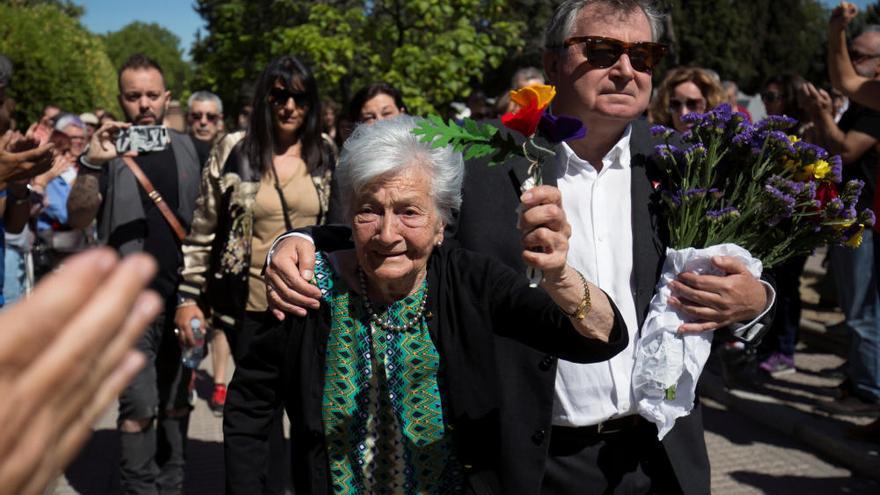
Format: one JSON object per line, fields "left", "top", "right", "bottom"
{"left": 815, "top": 396, "right": 880, "bottom": 418}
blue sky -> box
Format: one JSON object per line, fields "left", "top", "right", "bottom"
{"left": 80, "top": 0, "right": 204, "bottom": 58}
{"left": 78, "top": 0, "right": 877, "bottom": 60}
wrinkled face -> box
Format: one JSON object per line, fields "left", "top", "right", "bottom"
{"left": 269, "top": 79, "right": 308, "bottom": 137}
{"left": 352, "top": 166, "right": 444, "bottom": 291}
{"left": 118, "top": 68, "right": 170, "bottom": 125}
{"left": 670, "top": 81, "right": 706, "bottom": 132}
{"left": 544, "top": 4, "right": 654, "bottom": 126}
{"left": 360, "top": 94, "right": 402, "bottom": 124}
{"left": 62, "top": 124, "right": 86, "bottom": 157}
{"left": 188, "top": 100, "right": 222, "bottom": 142}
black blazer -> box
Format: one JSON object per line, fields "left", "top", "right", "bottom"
{"left": 453, "top": 119, "right": 715, "bottom": 494}
{"left": 223, "top": 246, "right": 627, "bottom": 495}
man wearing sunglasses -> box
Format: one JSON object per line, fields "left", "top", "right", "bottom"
{"left": 264, "top": 1, "right": 773, "bottom": 493}
{"left": 187, "top": 90, "right": 225, "bottom": 165}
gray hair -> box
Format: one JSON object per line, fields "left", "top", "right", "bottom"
{"left": 544, "top": 0, "right": 665, "bottom": 49}
{"left": 187, "top": 90, "right": 223, "bottom": 115}
{"left": 54, "top": 113, "right": 85, "bottom": 132}
{"left": 337, "top": 115, "right": 464, "bottom": 225}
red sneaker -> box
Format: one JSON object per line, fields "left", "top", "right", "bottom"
{"left": 209, "top": 384, "right": 227, "bottom": 416}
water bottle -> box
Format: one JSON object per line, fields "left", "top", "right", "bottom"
{"left": 181, "top": 318, "right": 206, "bottom": 369}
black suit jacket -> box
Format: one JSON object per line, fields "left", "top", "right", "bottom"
{"left": 451, "top": 119, "right": 710, "bottom": 494}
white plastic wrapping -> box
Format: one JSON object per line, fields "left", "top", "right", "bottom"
{"left": 632, "top": 243, "right": 762, "bottom": 440}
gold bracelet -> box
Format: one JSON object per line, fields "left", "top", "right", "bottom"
{"left": 561, "top": 270, "right": 591, "bottom": 320}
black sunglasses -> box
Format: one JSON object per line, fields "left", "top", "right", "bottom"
{"left": 669, "top": 98, "right": 705, "bottom": 112}
{"left": 268, "top": 87, "right": 309, "bottom": 108}
{"left": 189, "top": 112, "right": 219, "bottom": 122}
{"left": 761, "top": 91, "right": 783, "bottom": 103}
{"left": 563, "top": 35, "right": 668, "bottom": 73}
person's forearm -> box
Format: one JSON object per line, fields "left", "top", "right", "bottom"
{"left": 541, "top": 265, "right": 615, "bottom": 342}
{"left": 828, "top": 23, "right": 862, "bottom": 95}
{"left": 3, "top": 183, "right": 30, "bottom": 233}
{"left": 66, "top": 169, "right": 102, "bottom": 229}
{"left": 812, "top": 111, "right": 848, "bottom": 156}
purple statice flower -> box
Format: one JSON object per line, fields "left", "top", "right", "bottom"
{"left": 793, "top": 141, "right": 828, "bottom": 163}
{"left": 684, "top": 143, "right": 707, "bottom": 160}
{"left": 706, "top": 206, "right": 741, "bottom": 223}
{"left": 650, "top": 124, "right": 675, "bottom": 139}
{"left": 655, "top": 144, "right": 681, "bottom": 162}
{"left": 829, "top": 155, "right": 843, "bottom": 183}
{"left": 799, "top": 180, "right": 817, "bottom": 201}
{"left": 841, "top": 179, "right": 865, "bottom": 204}
{"left": 756, "top": 114, "right": 798, "bottom": 132}
{"left": 859, "top": 208, "right": 877, "bottom": 227}
{"left": 825, "top": 197, "right": 845, "bottom": 217}
{"left": 661, "top": 189, "right": 682, "bottom": 208}
{"left": 680, "top": 112, "right": 706, "bottom": 126}
{"left": 763, "top": 184, "right": 796, "bottom": 226}
{"left": 767, "top": 175, "right": 805, "bottom": 196}
{"left": 538, "top": 112, "right": 587, "bottom": 143}
{"left": 765, "top": 130, "right": 795, "bottom": 153}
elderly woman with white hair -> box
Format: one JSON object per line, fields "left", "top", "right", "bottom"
{"left": 223, "top": 116, "right": 627, "bottom": 495}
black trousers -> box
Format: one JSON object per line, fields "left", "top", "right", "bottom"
{"left": 228, "top": 311, "right": 290, "bottom": 495}
{"left": 541, "top": 420, "right": 683, "bottom": 495}
{"left": 118, "top": 303, "right": 192, "bottom": 495}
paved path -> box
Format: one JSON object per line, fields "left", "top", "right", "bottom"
{"left": 51, "top": 358, "right": 878, "bottom": 494}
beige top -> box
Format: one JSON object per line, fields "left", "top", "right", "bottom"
{"left": 246, "top": 163, "right": 320, "bottom": 311}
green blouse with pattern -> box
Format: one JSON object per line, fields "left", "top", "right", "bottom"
{"left": 315, "top": 251, "right": 464, "bottom": 494}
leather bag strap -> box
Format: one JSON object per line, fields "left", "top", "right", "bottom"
{"left": 121, "top": 155, "right": 187, "bottom": 242}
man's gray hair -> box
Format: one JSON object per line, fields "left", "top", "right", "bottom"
{"left": 544, "top": 0, "right": 665, "bottom": 49}
{"left": 511, "top": 67, "right": 545, "bottom": 88}
{"left": 54, "top": 113, "right": 85, "bottom": 132}
{"left": 337, "top": 115, "right": 464, "bottom": 225}
{"left": 187, "top": 90, "right": 223, "bottom": 115}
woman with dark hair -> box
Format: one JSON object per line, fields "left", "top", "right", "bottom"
{"left": 173, "top": 54, "right": 336, "bottom": 494}
{"left": 761, "top": 73, "right": 814, "bottom": 138}
{"left": 347, "top": 82, "right": 406, "bottom": 125}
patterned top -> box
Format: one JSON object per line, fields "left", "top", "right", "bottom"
{"left": 316, "top": 252, "right": 464, "bottom": 495}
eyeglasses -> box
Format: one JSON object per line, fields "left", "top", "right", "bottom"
{"left": 562, "top": 36, "right": 667, "bottom": 73}
{"left": 849, "top": 48, "right": 880, "bottom": 63}
{"left": 761, "top": 91, "right": 783, "bottom": 103}
{"left": 268, "top": 87, "right": 308, "bottom": 108}
{"left": 669, "top": 98, "right": 705, "bottom": 112}
{"left": 189, "top": 112, "right": 219, "bottom": 122}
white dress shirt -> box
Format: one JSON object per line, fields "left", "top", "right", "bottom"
{"left": 552, "top": 125, "right": 641, "bottom": 427}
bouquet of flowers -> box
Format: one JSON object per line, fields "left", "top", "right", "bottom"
{"left": 414, "top": 84, "right": 585, "bottom": 286}
{"left": 632, "top": 104, "right": 875, "bottom": 439}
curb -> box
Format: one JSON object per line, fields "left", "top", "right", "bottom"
{"left": 699, "top": 370, "right": 880, "bottom": 482}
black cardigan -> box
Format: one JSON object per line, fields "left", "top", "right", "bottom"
{"left": 223, "top": 245, "right": 627, "bottom": 495}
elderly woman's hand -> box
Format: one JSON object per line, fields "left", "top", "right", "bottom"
{"left": 518, "top": 185, "right": 571, "bottom": 281}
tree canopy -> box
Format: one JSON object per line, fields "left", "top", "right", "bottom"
{"left": 0, "top": 2, "right": 116, "bottom": 125}
{"left": 191, "top": 0, "right": 525, "bottom": 116}
{"left": 102, "top": 22, "right": 192, "bottom": 98}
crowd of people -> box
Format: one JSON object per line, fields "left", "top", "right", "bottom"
{"left": 1, "top": 0, "right": 879, "bottom": 494}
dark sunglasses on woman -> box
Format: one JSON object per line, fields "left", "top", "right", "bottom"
{"left": 669, "top": 98, "right": 705, "bottom": 112}
{"left": 268, "top": 87, "right": 309, "bottom": 108}
{"left": 562, "top": 35, "right": 668, "bottom": 73}
{"left": 761, "top": 91, "right": 783, "bottom": 103}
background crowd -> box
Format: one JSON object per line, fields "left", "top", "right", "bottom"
{"left": 2, "top": 0, "right": 880, "bottom": 494}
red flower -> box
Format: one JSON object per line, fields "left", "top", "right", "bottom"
{"left": 501, "top": 99, "right": 543, "bottom": 137}
{"left": 816, "top": 182, "right": 839, "bottom": 208}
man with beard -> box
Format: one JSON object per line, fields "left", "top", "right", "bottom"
{"left": 67, "top": 54, "right": 201, "bottom": 495}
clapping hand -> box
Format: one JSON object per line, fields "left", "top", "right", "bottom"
{"left": 0, "top": 249, "right": 160, "bottom": 495}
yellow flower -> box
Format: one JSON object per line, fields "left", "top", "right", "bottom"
{"left": 509, "top": 84, "right": 556, "bottom": 111}
{"left": 845, "top": 225, "right": 865, "bottom": 248}
{"left": 810, "top": 159, "right": 830, "bottom": 179}
{"left": 788, "top": 135, "right": 801, "bottom": 144}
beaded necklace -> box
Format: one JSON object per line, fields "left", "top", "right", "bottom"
{"left": 357, "top": 266, "right": 429, "bottom": 331}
